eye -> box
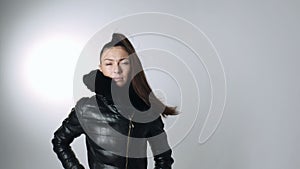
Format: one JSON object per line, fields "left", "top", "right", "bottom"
{"left": 120, "top": 60, "right": 130, "bottom": 65}
{"left": 105, "top": 63, "right": 112, "bottom": 66}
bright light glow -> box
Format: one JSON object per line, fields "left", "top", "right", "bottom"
{"left": 23, "top": 34, "right": 81, "bottom": 102}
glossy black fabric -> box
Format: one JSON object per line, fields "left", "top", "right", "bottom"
{"left": 52, "top": 69, "right": 174, "bottom": 169}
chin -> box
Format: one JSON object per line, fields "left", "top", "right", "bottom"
{"left": 114, "top": 82, "right": 126, "bottom": 87}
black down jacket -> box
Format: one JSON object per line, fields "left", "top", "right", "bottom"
{"left": 51, "top": 69, "right": 174, "bottom": 169}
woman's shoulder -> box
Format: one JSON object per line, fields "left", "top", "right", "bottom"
{"left": 74, "top": 96, "right": 98, "bottom": 115}
{"left": 75, "top": 95, "right": 97, "bottom": 106}
{"left": 74, "top": 95, "right": 116, "bottom": 121}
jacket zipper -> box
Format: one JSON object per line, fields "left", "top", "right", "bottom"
{"left": 125, "top": 113, "right": 135, "bottom": 169}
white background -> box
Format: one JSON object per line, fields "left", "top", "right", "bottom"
{"left": 0, "top": 0, "right": 299, "bottom": 169}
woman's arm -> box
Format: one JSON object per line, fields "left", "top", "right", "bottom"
{"left": 51, "top": 108, "right": 85, "bottom": 169}
{"left": 148, "top": 116, "right": 174, "bottom": 169}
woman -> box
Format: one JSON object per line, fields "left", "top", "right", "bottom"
{"left": 51, "top": 33, "right": 178, "bottom": 169}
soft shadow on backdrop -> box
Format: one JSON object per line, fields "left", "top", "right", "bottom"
{"left": 0, "top": 1, "right": 299, "bottom": 169}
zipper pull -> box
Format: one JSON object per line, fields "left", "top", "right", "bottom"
{"left": 129, "top": 113, "right": 135, "bottom": 129}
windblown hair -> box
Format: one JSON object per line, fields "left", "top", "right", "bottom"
{"left": 100, "top": 33, "right": 178, "bottom": 117}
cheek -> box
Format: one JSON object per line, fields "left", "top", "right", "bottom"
{"left": 122, "top": 66, "right": 131, "bottom": 76}
{"left": 100, "top": 67, "right": 113, "bottom": 77}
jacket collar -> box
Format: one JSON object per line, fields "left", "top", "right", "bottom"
{"left": 83, "top": 69, "right": 114, "bottom": 98}
{"left": 83, "top": 69, "right": 149, "bottom": 111}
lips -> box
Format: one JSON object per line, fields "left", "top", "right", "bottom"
{"left": 113, "top": 77, "right": 123, "bottom": 82}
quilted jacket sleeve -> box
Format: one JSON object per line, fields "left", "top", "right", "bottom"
{"left": 148, "top": 116, "right": 174, "bottom": 169}
{"left": 51, "top": 107, "right": 85, "bottom": 169}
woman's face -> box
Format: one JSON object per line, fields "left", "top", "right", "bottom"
{"left": 99, "top": 46, "right": 131, "bottom": 87}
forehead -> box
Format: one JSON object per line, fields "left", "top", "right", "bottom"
{"left": 101, "top": 46, "right": 129, "bottom": 61}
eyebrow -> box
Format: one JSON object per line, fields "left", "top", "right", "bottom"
{"left": 103, "top": 58, "right": 129, "bottom": 62}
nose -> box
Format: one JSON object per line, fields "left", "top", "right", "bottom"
{"left": 113, "top": 64, "right": 122, "bottom": 74}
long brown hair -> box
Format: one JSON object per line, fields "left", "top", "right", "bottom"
{"left": 100, "top": 33, "right": 178, "bottom": 117}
